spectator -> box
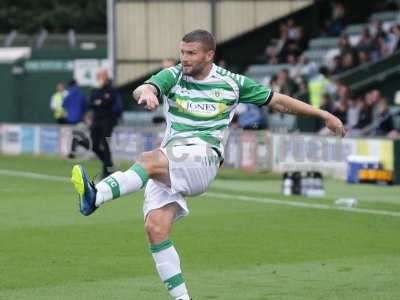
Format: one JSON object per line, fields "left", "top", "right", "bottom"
{"left": 370, "top": 20, "right": 384, "bottom": 40}
{"left": 332, "top": 84, "right": 352, "bottom": 125}
{"left": 269, "top": 74, "right": 280, "bottom": 92}
{"left": 275, "top": 24, "right": 302, "bottom": 62}
{"left": 366, "top": 89, "right": 383, "bottom": 121}
{"left": 319, "top": 91, "right": 348, "bottom": 136}
{"left": 331, "top": 36, "right": 360, "bottom": 72}
{"left": 320, "top": 86, "right": 398, "bottom": 137}
{"left": 294, "top": 27, "right": 308, "bottom": 53}
{"left": 347, "top": 96, "right": 372, "bottom": 137}
{"left": 376, "top": 33, "right": 392, "bottom": 58}
{"left": 288, "top": 54, "right": 318, "bottom": 79}
{"left": 358, "top": 50, "right": 371, "bottom": 65}
{"left": 356, "top": 28, "right": 376, "bottom": 55}
{"left": 387, "top": 24, "right": 400, "bottom": 54}
{"left": 287, "top": 54, "right": 302, "bottom": 80}
{"left": 277, "top": 69, "right": 298, "bottom": 96}
{"left": 275, "top": 23, "right": 290, "bottom": 61}
{"left": 260, "top": 17, "right": 308, "bottom": 65}
{"left": 308, "top": 66, "right": 335, "bottom": 108}
{"left": 355, "top": 97, "right": 372, "bottom": 129}
{"left": 346, "top": 97, "right": 360, "bottom": 130}
{"left": 284, "top": 42, "right": 302, "bottom": 62}
{"left": 287, "top": 19, "right": 308, "bottom": 52}
{"left": 372, "top": 98, "right": 394, "bottom": 136}
{"left": 263, "top": 45, "right": 279, "bottom": 64}
{"left": 326, "top": 2, "right": 348, "bottom": 36}
{"left": 332, "top": 96, "right": 348, "bottom": 124}
{"left": 361, "top": 98, "right": 394, "bottom": 137}
{"left": 287, "top": 19, "right": 301, "bottom": 41}
{"left": 341, "top": 52, "right": 358, "bottom": 72}
{"left": 331, "top": 55, "right": 345, "bottom": 74}
{"left": 335, "top": 83, "right": 350, "bottom": 102}
{"left": 338, "top": 35, "right": 354, "bottom": 57}
{"left": 235, "top": 103, "right": 267, "bottom": 130}
{"left": 287, "top": 53, "right": 298, "bottom": 66}
{"left": 89, "top": 69, "right": 121, "bottom": 178}
{"left": 63, "top": 79, "right": 86, "bottom": 125}
{"left": 317, "top": 93, "right": 335, "bottom": 131}
{"left": 297, "top": 55, "right": 318, "bottom": 78}
{"left": 320, "top": 93, "right": 335, "bottom": 114}
{"left": 49, "top": 82, "right": 67, "bottom": 124}
{"left": 294, "top": 76, "right": 310, "bottom": 102}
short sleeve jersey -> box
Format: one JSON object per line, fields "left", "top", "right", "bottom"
{"left": 145, "top": 63, "right": 273, "bottom": 157}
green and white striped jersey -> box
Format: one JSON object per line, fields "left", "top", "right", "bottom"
{"left": 145, "top": 63, "right": 273, "bottom": 157}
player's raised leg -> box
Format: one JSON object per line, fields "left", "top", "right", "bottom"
{"left": 145, "top": 203, "right": 191, "bottom": 300}
{"left": 70, "top": 149, "right": 169, "bottom": 216}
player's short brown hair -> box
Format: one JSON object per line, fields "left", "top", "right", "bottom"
{"left": 182, "top": 29, "right": 216, "bottom": 52}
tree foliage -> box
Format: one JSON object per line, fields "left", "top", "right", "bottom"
{"left": 0, "top": 0, "right": 106, "bottom": 33}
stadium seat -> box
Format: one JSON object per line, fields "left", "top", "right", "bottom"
{"left": 393, "top": 115, "right": 400, "bottom": 130}
{"left": 370, "top": 11, "right": 400, "bottom": 22}
{"left": 245, "top": 64, "right": 291, "bottom": 83}
{"left": 267, "top": 113, "right": 297, "bottom": 132}
{"left": 343, "top": 24, "right": 367, "bottom": 36}
{"left": 309, "top": 37, "right": 340, "bottom": 50}
{"left": 303, "top": 49, "right": 327, "bottom": 65}
{"left": 389, "top": 106, "right": 400, "bottom": 131}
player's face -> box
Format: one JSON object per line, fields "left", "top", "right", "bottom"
{"left": 180, "top": 41, "right": 214, "bottom": 76}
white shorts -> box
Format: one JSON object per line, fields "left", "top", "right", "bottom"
{"left": 143, "top": 144, "right": 220, "bottom": 221}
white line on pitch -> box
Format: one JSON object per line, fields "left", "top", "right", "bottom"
{"left": 1, "top": 168, "right": 400, "bottom": 218}
{"left": 0, "top": 169, "right": 69, "bottom": 182}
{"left": 205, "top": 192, "right": 400, "bottom": 218}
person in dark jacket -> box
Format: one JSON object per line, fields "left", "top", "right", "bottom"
{"left": 373, "top": 99, "right": 394, "bottom": 136}
{"left": 354, "top": 97, "right": 372, "bottom": 130}
{"left": 89, "top": 69, "right": 121, "bottom": 178}
{"left": 63, "top": 80, "right": 86, "bottom": 124}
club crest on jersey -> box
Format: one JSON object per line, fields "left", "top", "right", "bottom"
{"left": 178, "top": 87, "right": 190, "bottom": 95}
{"left": 211, "top": 89, "right": 224, "bottom": 100}
{"left": 176, "top": 98, "right": 226, "bottom": 117}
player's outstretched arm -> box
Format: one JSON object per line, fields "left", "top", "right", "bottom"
{"left": 132, "top": 84, "right": 159, "bottom": 111}
{"left": 269, "top": 92, "right": 346, "bottom": 137}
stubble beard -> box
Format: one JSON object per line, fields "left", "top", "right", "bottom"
{"left": 183, "top": 63, "right": 207, "bottom": 78}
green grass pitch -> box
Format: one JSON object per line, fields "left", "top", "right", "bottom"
{"left": 1, "top": 154, "right": 400, "bottom": 299}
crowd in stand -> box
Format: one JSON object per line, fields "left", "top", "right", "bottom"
{"left": 318, "top": 84, "right": 399, "bottom": 138}
{"left": 233, "top": 65, "right": 400, "bottom": 138}
{"left": 330, "top": 23, "right": 400, "bottom": 75}
{"left": 260, "top": 2, "right": 400, "bottom": 77}
{"left": 232, "top": 1, "right": 400, "bottom": 137}
{"left": 261, "top": 2, "right": 400, "bottom": 72}
{"left": 262, "top": 18, "right": 308, "bottom": 65}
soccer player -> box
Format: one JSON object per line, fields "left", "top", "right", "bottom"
{"left": 71, "top": 29, "right": 345, "bottom": 300}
